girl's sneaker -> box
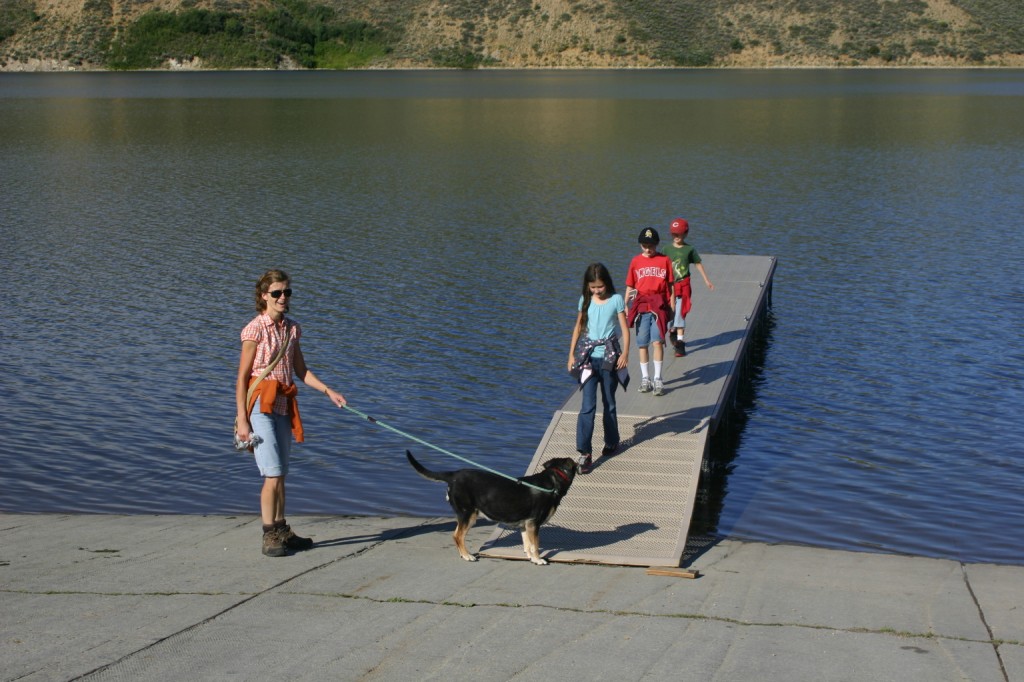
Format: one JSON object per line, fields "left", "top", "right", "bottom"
{"left": 578, "top": 453, "right": 593, "bottom": 474}
{"left": 639, "top": 377, "right": 652, "bottom": 393}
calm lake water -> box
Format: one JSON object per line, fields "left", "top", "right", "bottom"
{"left": 2, "top": 69, "right": 1022, "bottom": 566}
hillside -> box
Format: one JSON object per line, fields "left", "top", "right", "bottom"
{"left": 2, "top": 0, "right": 1023, "bottom": 70}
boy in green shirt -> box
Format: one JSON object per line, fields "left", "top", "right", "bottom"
{"left": 662, "top": 218, "right": 714, "bottom": 357}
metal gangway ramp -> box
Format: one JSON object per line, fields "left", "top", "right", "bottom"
{"left": 480, "top": 255, "right": 777, "bottom": 567}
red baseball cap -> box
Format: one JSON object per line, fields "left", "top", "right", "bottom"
{"left": 670, "top": 218, "right": 689, "bottom": 235}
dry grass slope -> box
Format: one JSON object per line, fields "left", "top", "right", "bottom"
{"left": 1, "top": 0, "right": 1022, "bottom": 69}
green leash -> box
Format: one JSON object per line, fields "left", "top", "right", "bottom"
{"left": 341, "top": 404, "right": 555, "bottom": 493}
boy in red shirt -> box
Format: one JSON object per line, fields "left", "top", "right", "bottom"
{"left": 625, "top": 227, "right": 674, "bottom": 396}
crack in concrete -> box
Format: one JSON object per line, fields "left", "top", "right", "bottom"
{"left": 962, "top": 562, "right": 1010, "bottom": 682}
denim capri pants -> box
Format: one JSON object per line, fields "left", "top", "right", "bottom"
{"left": 673, "top": 299, "right": 687, "bottom": 329}
{"left": 249, "top": 398, "right": 291, "bottom": 478}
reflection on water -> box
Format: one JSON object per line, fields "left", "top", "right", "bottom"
{"left": 692, "top": 311, "right": 775, "bottom": 538}
{"left": 3, "top": 70, "right": 1023, "bottom": 565}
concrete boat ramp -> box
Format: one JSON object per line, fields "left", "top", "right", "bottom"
{"left": 481, "top": 254, "right": 777, "bottom": 568}
{"left": 2, "top": 514, "right": 1021, "bottom": 681}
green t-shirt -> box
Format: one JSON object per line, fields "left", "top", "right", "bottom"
{"left": 662, "top": 242, "right": 701, "bottom": 281}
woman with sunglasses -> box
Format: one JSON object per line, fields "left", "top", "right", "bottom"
{"left": 235, "top": 269, "right": 346, "bottom": 557}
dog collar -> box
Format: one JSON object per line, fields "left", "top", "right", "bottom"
{"left": 551, "top": 468, "right": 571, "bottom": 484}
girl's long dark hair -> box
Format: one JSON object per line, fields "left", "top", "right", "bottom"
{"left": 578, "top": 262, "right": 617, "bottom": 334}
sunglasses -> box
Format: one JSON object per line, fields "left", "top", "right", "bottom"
{"left": 268, "top": 288, "right": 293, "bottom": 299}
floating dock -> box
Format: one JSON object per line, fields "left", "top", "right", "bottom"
{"left": 480, "top": 254, "right": 777, "bottom": 567}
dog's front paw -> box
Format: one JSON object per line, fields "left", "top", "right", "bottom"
{"left": 461, "top": 554, "right": 478, "bottom": 562}
{"left": 530, "top": 557, "right": 548, "bottom": 566}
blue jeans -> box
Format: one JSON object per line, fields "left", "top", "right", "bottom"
{"left": 576, "top": 359, "right": 620, "bottom": 455}
{"left": 250, "top": 398, "right": 292, "bottom": 478}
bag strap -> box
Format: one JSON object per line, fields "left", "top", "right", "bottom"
{"left": 246, "top": 330, "right": 290, "bottom": 407}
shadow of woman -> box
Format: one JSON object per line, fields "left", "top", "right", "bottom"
{"left": 312, "top": 519, "right": 455, "bottom": 548}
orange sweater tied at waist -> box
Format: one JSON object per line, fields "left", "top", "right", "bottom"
{"left": 246, "top": 378, "right": 304, "bottom": 443}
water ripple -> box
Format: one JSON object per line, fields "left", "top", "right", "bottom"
{"left": 3, "top": 71, "right": 1023, "bottom": 565}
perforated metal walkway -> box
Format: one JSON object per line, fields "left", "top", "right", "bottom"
{"left": 480, "top": 254, "right": 776, "bottom": 567}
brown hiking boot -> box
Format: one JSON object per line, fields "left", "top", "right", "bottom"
{"left": 277, "top": 522, "right": 313, "bottom": 551}
{"left": 262, "top": 527, "right": 286, "bottom": 557}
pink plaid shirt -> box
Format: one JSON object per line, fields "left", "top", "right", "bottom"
{"left": 241, "top": 314, "right": 301, "bottom": 415}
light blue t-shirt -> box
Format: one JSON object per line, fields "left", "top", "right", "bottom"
{"left": 578, "top": 293, "right": 625, "bottom": 359}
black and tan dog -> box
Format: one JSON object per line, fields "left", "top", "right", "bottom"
{"left": 405, "top": 450, "right": 578, "bottom": 565}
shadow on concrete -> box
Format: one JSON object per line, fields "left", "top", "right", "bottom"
{"left": 314, "top": 519, "right": 456, "bottom": 548}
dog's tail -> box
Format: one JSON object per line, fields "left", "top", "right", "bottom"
{"left": 405, "top": 450, "right": 451, "bottom": 483}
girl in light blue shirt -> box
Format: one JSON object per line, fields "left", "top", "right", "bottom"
{"left": 567, "top": 263, "right": 631, "bottom": 474}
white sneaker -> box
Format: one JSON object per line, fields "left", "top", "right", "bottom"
{"left": 639, "top": 377, "right": 652, "bottom": 393}
{"left": 653, "top": 379, "right": 664, "bottom": 396}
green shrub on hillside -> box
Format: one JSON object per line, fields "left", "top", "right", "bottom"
{"left": 314, "top": 40, "right": 389, "bottom": 69}
{"left": 429, "top": 45, "right": 492, "bottom": 67}
{"left": 107, "top": 0, "right": 392, "bottom": 69}
{"left": 0, "top": 0, "right": 39, "bottom": 43}
{"left": 108, "top": 9, "right": 269, "bottom": 68}
{"left": 952, "top": 0, "right": 1024, "bottom": 54}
